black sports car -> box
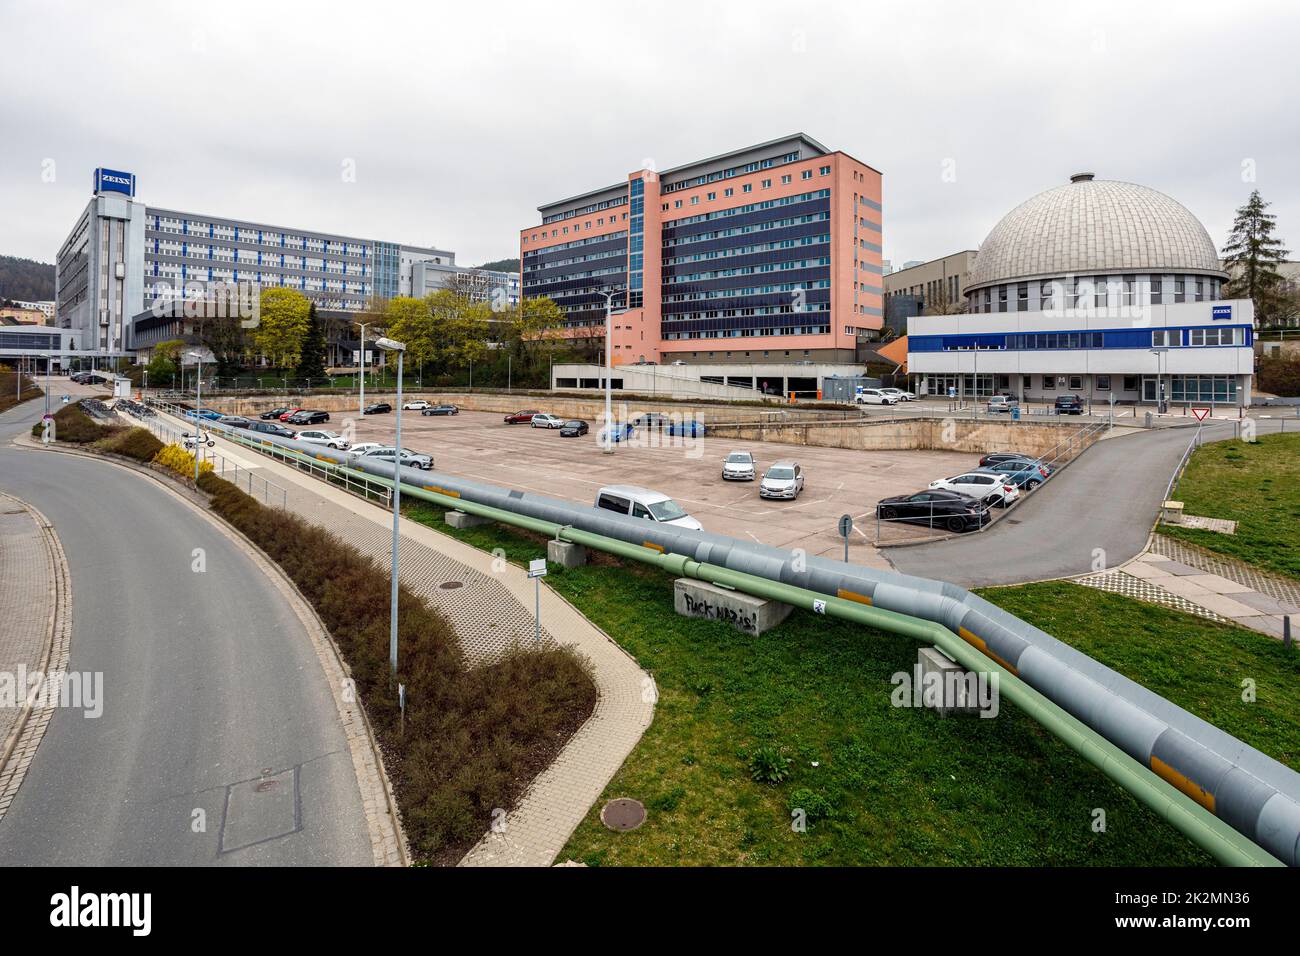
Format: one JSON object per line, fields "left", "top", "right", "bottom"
{"left": 875, "top": 489, "right": 989, "bottom": 533}
{"left": 559, "top": 420, "right": 588, "bottom": 437}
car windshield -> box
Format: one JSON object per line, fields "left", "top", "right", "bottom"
{"left": 646, "top": 499, "right": 688, "bottom": 522}
{"left": 726, "top": 453, "right": 751, "bottom": 463}
{"left": 564, "top": 421, "right": 582, "bottom": 427}
{"left": 766, "top": 467, "right": 795, "bottom": 480}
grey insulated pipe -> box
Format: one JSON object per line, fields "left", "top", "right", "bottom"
{"left": 214, "top": 423, "right": 1300, "bottom": 866}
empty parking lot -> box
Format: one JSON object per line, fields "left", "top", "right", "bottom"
{"left": 338, "top": 408, "right": 980, "bottom": 566}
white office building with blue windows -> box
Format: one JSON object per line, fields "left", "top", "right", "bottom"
{"left": 908, "top": 173, "right": 1255, "bottom": 408}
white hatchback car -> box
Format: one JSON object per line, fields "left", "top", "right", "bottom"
{"left": 594, "top": 485, "right": 703, "bottom": 531}
{"left": 929, "top": 471, "right": 1020, "bottom": 507}
{"left": 348, "top": 442, "right": 385, "bottom": 457}
{"left": 880, "top": 387, "right": 917, "bottom": 402}
{"left": 722, "top": 450, "right": 757, "bottom": 481}
{"left": 402, "top": 400, "right": 431, "bottom": 410}
{"left": 531, "top": 413, "right": 564, "bottom": 429}
{"left": 855, "top": 388, "right": 897, "bottom": 405}
{"left": 296, "top": 429, "right": 350, "bottom": 450}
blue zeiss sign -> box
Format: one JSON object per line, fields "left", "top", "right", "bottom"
{"left": 1211, "top": 304, "right": 1233, "bottom": 321}
{"left": 93, "top": 168, "right": 136, "bottom": 197}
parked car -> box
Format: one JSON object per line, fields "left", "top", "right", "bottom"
{"left": 594, "top": 485, "right": 702, "bottom": 531}
{"left": 360, "top": 446, "right": 433, "bottom": 470}
{"left": 875, "top": 489, "right": 990, "bottom": 533}
{"left": 721, "top": 450, "right": 756, "bottom": 481}
{"left": 855, "top": 388, "right": 897, "bottom": 406}
{"left": 421, "top": 404, "right": 459, "bottom": 416}
{"left": 247, "top": 420, "right": 295, "bottom": 438}
{"left": 760, "top": 461, "right": 805, "bottom": 499}
{"left": 218, "top": 415, "right": 254, "bottom": 429}
{"left": 287, "top": 410, "right": 330, "bottom": 425}
{"left": 184, "top": 408, "right": 223, "bottom": 421}
{"left": 295, "top": 429, "right": 350, "bottom": 450}
{"left": 363, "top": 402, "right": 392, "bottom": 415}
{"left": 986, "top": 395, "right": 1019, "bottom": 414}
{"left": 504, "top": 409, "right": 539, "bottom": 424}
{"left": 667, "top": 419, "right": 706, "bottom": 437}
{"left": 929, "top": 471, "right": 1020, "bottom": 507}
{"left": 631, "top": 413, "right": 670, "bottom": 429}
{"left": 348, "top": 442, "right": 385, "bottom": 456}
{"left": 880, "top": 387, "right": 917, "bottom": 402}
{"left": 982, "top": 459, "right": 1052, "bottom": 490}
{"left": 531, "top": 413, "right": 564, "bottom": 429}
{"left": 276, "top": 407, "right": 305, "bottom": 421}
{"left": 978, "top": 451, "right": 1038, "bottom": 468}
{"left": 597, "top": 422, "right": 637, "bottom": 444}
{"left": 402, "top": 400, "right": 431, "bottom": 411}
{"left": 260, "top": 407, "right": 293, "bottom": 420}
{"left": 1055, "top": 394, "right": 1085, "bottom": 415}
{"left": 559, "top": 420, "right": 589, "bottom": 437}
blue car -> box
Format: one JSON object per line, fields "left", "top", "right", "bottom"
{"left": 982, "top": 459, "right": 1052, "bottom": 489}
{"left": 184, "top": 408, "right": 223, "bottom": 421}
{"left": 597, "top": 423, "right": 636, "bottom": 443}
{"left": 666, "top": 419, "right": 706, "bottom": 437}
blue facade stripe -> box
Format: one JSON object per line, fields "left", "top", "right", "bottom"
{"left": 910, "top": 325, "right": 1254, "bottom": 352}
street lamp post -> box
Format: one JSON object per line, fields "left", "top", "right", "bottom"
{"left": 356, "top": 322, "right": 370, "bottom": 418}
{"left": 187, "top": 351, "right": 203, "bottom": 481}
{"left": 596, "top": 291, "right": 627, "bottom": 454}
{"left": 374, "top": 336, "right": 407, "bottom": 680}
{"left": 43, "top": 353, "right": 51, "bottom": 415}
{"left": 1149, "top": 347, "right": 1169, "bottom": 414}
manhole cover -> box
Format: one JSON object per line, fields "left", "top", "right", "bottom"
{"left": 600, "top": 798, "right": 646, "bottom": 831}
{"left": 255, "top": 780, "right": 278, "bottom": 793}
{"left": 440, "top": 581, "right": 464, "bottom": 590}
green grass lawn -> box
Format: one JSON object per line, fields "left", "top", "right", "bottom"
{"left": 1160, "top": 432, "right": 1300, "bottom": 580}
{"left": 405, "top": 501, "right": 1300, "bottom": 866}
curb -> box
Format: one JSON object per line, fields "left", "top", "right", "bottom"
{"left": 0, "top": 494, "right": 72, "bottom": 822}
{"left": 7, "top": 433, "right": 411, "bottom": 866}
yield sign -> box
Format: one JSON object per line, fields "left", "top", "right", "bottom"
{"left": 1191, "top": 407, "right": 1211, "bottom": 422}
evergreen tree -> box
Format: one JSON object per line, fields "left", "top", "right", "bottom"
{"left": 295, "top": 303, "right": 327, "bottom": 382}
{"left": 1222, "top": 190, "right": 1290, "bottom": 324}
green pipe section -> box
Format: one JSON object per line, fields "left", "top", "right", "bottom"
{"left": 229, "top": 438, "right": 1283, "bottom": 867}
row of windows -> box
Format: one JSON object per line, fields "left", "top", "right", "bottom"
{"left": 660, "top": 151, "right": 803, "bottom": 193}
{"left": 663, "top": 324, "right": 832, "bottom": 340}
{"left": 663, "top": 279, "right": 831, "bottom": 304}
{"left": 970, "top": 274, "right": 1223, "bottom": 312}
{"left": 662, "top": 211, "right": 831, "bottom": 249}
{"left": 523, "top": 230, "right": 629, "bottom": 259}
{"left": 662, "top": 166, "right": 831, "bottom": 210}
{"left": 664, "top": 188, "right": 831, "bottom": 229}
{"left": 663, "top": 233, "right": 829, "bottom": 267}
{"left": 540, "top": 193, "right": 627, "bottom": 225}
{"left": 149, "top": 218, "right": 369, "bottom": 256}
{"left": 923, "top": 326, "right": 1249, "bottom": 352}
{"left": 665, "top": 256, "right": 831, "bottom": 285}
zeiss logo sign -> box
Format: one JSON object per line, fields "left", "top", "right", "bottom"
{"left": 1211, "top": 304, "right": 1233, "bottom": 321}
{"left": 94, "top": 168, "right": 136, "bottom": 198}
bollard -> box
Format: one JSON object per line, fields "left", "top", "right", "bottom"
{"left": 1285, "top": 616, "right": 1292, "bottom": 650}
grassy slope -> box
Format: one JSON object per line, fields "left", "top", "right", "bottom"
{"left": 1159, "top": 432, "right": 1300, "bottom": 580}
{"left": 407, "top": 501, "right": 1300, "bottom": 866}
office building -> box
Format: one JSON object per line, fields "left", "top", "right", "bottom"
{"left": 520, "top": 134, "right": 884, "bottom": 365}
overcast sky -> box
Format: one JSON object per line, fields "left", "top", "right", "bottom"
{"left": 1, "top": 0, "right": 1296, "bottom": 270}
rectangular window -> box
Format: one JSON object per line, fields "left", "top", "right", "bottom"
{"left": 1042, "top": 375, "right": 1055, "bottom": 390}
{"left": 1149, "top": 275, "right": 1163, "bottom": 305}
{"left": 1097, "top": 375, "right": 1111, "bottom": 390}
{"left": 819, "top": 166, "right": 831, "bottom": 175}
{"left": 1069, "top": 376, "right": 1083, "bottom": 390}
{"left": 802, "top": 170, "right": 812, "bottom": 180}
{"left": 1016, "top": 282, "right": 1028, "bottom": 311}
{"left": 997, "top": 286, "right": 1008, "bottom": 312}
{"left": 1152, "top": 329, "right": 1176, "bottom": 347}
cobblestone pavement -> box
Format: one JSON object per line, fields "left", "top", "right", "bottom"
{"left": 0, "top": 494, "right": 70, "bottom": 823}
{"left": 186, "top": 420, "right": 656, "bottom": 866}
{"left": 1075, "top": 533, "right": 1300, "bottom": 640}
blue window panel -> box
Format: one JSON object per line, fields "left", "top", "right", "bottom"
{"left": 209, "top": 223, "right": 214, "bottom": 238}
{"left": 182, "top": 220, "right": 188, "bottom": 236}
{"left": 234, "top": 227, "right": 239, "bottom": 242}
{"left": 181, "top": 242, "right": 187, "bottom": 257}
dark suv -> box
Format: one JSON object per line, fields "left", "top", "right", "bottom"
{"left": 1054, "top": 394, "right": 1084, "bottom": 415}
{"left": 247, "top": 420, "right": 295, "bottom": 438}
{"left": 287, "top": 410, "right": 330, "bottom": 425}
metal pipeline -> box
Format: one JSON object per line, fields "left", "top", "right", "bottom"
{"left": 198, "top": 419, "right": 1298, "bottom": 865}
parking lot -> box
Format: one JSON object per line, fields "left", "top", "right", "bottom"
{"left": 325, "top": 407, "right": 980, "bottom": 567}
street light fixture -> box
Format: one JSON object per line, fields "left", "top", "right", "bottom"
{"left": 42, "top": 352, "right": 51, "bottom": 416}
{"left": 186, "top": 350, "right": 204, "bottom": 481}
{"left": 596, "top": 291, "right": 628, "bottom": 454}
{"left": 1149, "top": 346, "right": 1169, "bottom": 414}
{"left": 374, "top": 336, "right": 407, "bottom": 680}
{"left": 356, "top": 321, "right": 371, "bottom": 418}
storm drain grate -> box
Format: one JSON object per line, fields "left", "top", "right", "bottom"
{"left": 439, "top": 580, "right": 464, "bottom": 590}
{"left": 601, "top": 798, "right": 647, "bottom": 832}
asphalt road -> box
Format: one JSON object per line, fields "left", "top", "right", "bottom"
{"left": 0, "top": 397, "right": 372, "bottom": 865}
{"left": 884, "top": 418, "right": 1285, "bottom": 588}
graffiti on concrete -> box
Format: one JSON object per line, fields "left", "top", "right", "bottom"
{"left": 682, "top": 592, "right": 759, "bottom": 633}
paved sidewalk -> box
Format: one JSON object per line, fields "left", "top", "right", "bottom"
{"left": 189, "top": 421, "right": 656, "bottom": 865}
{"left": 1076, "top": 534, "right": 1300, "bottom": 640}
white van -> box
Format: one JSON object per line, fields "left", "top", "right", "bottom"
{"left": 594, "top": 485, "right": 703, "bottom": 531}
{"left": 855, "top": 387, "right": 897, "bottom": 406}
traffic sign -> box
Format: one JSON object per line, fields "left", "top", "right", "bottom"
{"left": 838, "top": 514, "right": 854, "bottom": 538}
{"left": 1191, "top": 407, "right": 1211, "bottom": 422}
{"left": 528, "top": 558, "right": 548, "bottom": 579}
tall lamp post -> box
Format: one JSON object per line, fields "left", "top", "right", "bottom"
{"left": 356, "top": 321, "right": 371, "bottom": 418}
{"left": 374, "top": 336, "right": 406, "bottom": 680}
{"left": 187, "top": 351, "right": 204, "bottom": 481}
{"left": 42, "top": 353, "right": 51, "bottom": 415}
{"left": 1149, "top": 346, "right": 1169, "bottom": 414}
{"left": 596, "top": 291, "right": 627, "bottom": 454}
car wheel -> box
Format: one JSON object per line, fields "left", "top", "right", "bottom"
{"left": 1026, "top": 478, "right": 1042, "bottom": 490}
{"left": 880, "top": 506, "right": 898, "bottom": 520}
{"left": 945, "top": 516, "right": 967, "bottom": 533}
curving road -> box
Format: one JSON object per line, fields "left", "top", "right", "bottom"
{"left": 0, "top": 397, "right": 372, "bottom": 865}
{"left": 884, "top": 418, "right": 1287, "bottom": 588}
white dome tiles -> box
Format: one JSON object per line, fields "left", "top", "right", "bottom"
{"left": 968, "top": 178, "right": 1224, "bottom": 289}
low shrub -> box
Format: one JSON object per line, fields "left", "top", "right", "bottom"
{"left": 94, "top": 427, "right": 165, "bottom": 462}
{"left": 747, "top": 744, "right": 793, "bottom": 784}
{"left": 153, "top": 442, "right": 214, "bottom": 479}
{"left": 30, "top": 401, "right": 117, "bottom": 443}
{"left": 196, "top": 473, "right": 597, "bottom": 863}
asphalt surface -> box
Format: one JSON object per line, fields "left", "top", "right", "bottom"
{"left": 0, "top": 396, "right": 372, "bottom": 865}
{"left": 884, "top": 418, "right": 1285, "bottom": 588}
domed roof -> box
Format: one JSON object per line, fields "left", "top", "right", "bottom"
{"left": 967, "top": 175, "right": 1225, "bottom": 291}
